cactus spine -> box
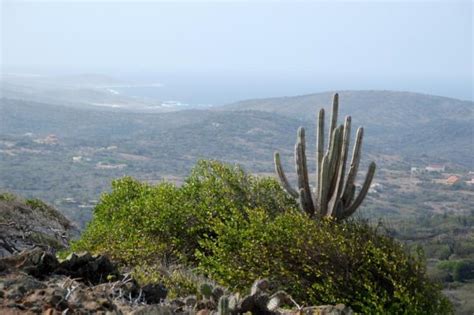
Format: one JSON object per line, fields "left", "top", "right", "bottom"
{"left": 274, "top": 93, "right": 376, "bottom": 220}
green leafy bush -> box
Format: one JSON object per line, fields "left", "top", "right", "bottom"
{"left": 72, "top": 160, "right": 452, "bottom": 313}
{"left": 71, "top": 177, "right": 190, "bottom": 264}
{"left": 72, "top": 160, "right": 297, "bottom": 264}
{"left": 196, "top": 208, "right": 452, "bottom": 314}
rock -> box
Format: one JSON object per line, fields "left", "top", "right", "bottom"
{"left": 6, "top": 248, "right": 59, "bottom": 278}
{"left": 3, "top": 274, "right": 46, "bottom": 300}
{"left": 195, "top": 299, "right": 215, "bottom": 312}
{"left": 184, "top": 295, "right": 197, "bottom": 307}
{"left": 56, "top": 252, "right": 119, "bottom": 285}
{"left": 196, "top": 309, "right": 211, "bottom": 315}
{"left": 141, "top": 283, "right": 168, "bottom": 304}
{"left": 304, "top": 304, "right": 354, "bottom": 315}
{"left": 0, "top": 249, "right": 356, "bottom": 314}
{"left": 0, "top": 198, "right": 77, "bottom": 259}
{"left": 130, "top": 304, "right": 175, "bottom": 315}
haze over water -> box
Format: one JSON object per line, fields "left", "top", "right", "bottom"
{"left": 2, "top": 1, "right": 473, "bottom": 102}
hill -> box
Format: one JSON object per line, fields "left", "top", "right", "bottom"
{"left": 0, "top": 90, "right": 473, "bottom": 227}
{"left": 223, "top": 90, "right": 473, "bottom": 166}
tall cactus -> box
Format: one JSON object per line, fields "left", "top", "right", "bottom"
{"left": 274, "top": 93, "right": 376, "bottom": 220}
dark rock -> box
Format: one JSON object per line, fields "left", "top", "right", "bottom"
{"left": 13, "top": 249, "right": 59, "bottom": 278}
{"left": 184, "top": 295, "right": 197, "bottom": 307}
{"left": 211, "top": 286, "right": 224, "bottom": 303}
{"left": 3, "top": 274, "right": 46, "bottom": 300}
{"left": 56, "top": 252, "right": 119, "bottom": 285}
{"left": 141, "top": 283, "right": 168, "bottom": 304}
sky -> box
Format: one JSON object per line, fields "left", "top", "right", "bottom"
{"left": 1, "top": 0, "right": 473, "bottom": 100}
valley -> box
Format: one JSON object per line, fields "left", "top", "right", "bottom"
{"left": 1, "top": 89, "right": 473, "bottom": 312}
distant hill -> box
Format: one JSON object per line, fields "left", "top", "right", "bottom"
{"left": 0, "top": 74, "right": 170, "bottom": 112}
{"left": 223, "top": 91, "right": 473, "bottom": 166}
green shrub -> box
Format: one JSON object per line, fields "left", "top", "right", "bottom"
{"left": 182, "top": 160, "right": 298, "bottom": 219}
{"left": 132, "top": 263, "right": 203, "bottom": 299}
{"left": 197, "top": 209, "right": 452, "bottom": 314}
{"left": 438, "top": 260, "right": 474, "bottom": 282}
{"left": 0, "top": 192, "right": 16, "bottom": 201}
{"left": 72, "top": 160, "right": 297, "bottom": 264}
{"left": 72, "top": 160, "right": 452, "bottom": 313}
{"left": 72, "top": 177, "right": 189, "bottom": 264}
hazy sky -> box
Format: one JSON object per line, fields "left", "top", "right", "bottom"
{"left": 1, "top": 0, "right": 472, "bottom": 100}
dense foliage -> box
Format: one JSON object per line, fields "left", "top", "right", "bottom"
{"left": 72, "top": 160, "right": 297, "bottom": 264}
{"left": 72, "top": 160, "right": 452, "bottom": 313}
{"left": 197, "top": 209, "right": 451, "bottom": 314}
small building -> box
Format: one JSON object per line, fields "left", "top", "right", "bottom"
{"left": 465, "top": 178, "right": 474, "bottom": 185}
{"left": 95, "top": 162, "right": 127, "bottom": 170}
{"left": 63, "top": 197, "right": 77, "bottom": 204}
{"left": 445, "top": 175, "right": 460, "bottom": 185}
{"left": 369, "top": 183, "right": 383, "bottom": 194}
{"left": 410, "top": 167, "right": 425, "bottom": 175}
{"left": 425, "top": 164, "right": 446, "bottom": 172}
{"left": 34, "top": 134, "right": 59, "bottom": 145}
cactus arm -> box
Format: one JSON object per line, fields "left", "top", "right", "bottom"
{"left": 341, "top": 127, "right": 364, "bottom": 206}
{"left": 332, "top": 199, "right": 344, "bottom": 219}
{"left": 327, "top": 93, "right": 339, "bottom": 150}
{"left": 218, "top": 295, "right": 231, "bottom": 315}
{"left": 338, "top": 116, "right": 352, "bottom": 192}
{"left": 327, "top": 125, "right": 343, "bottom": 201}
{"left": 318, "top": 154, "right": 330, "bottom": 216}
{"left": 328, "top": 117, "right": 351, "bottom": 216}
{"left": 295, "top": 127, "right": 315, "bottom": 215}
{"left": 274, "top": 151, "right": 298, "bottom": 198}
{"left": 342, "top": 161, "right": 376, "bottom": 219}
{"left": 346, "top": 184, "right": 356, "bottom": 207}
{"left": 316, "top": 108, "right": 325, "bottom": 200}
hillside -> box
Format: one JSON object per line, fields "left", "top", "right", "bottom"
{"left": 0, "top": 90, "right": 473, "bottom": 227}
{"left": 0, "top": 193, "right": 77, "bottom": 257}
{"left": 224, "top": 90, "right": 474, "bottom": 166}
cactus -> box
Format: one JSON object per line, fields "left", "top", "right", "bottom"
{"left": 200, "top": 283, "right": 214, "bottom": 300}
{"left": 218, "top": 295, "right": 231, "bottom": 315}
{"left": 274, "top": 93, "right": 376, "bottom": 220}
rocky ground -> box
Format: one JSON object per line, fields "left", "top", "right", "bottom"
{"left": 0, "top": 194, "right": 353, "bottom": 314}
{"left": 0, "top": 249, "right": 353, "bottom": 314}
{"left": 0, "top": 196, "right": 78, "bottom": 257}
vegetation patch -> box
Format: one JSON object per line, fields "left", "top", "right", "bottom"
{"left": 72, "top": 160, "right": 452, "bottom": 313}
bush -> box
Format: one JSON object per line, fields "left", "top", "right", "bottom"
{"left": 71, "top": 177, "right": 191, "bottom": 264}
{"left": 72, "top": 160, "right": 452, "bottom": 313}
{"left": 72, "top": 160, "right": 297, "bottom": 264}
{"left": 0, "top": 192, "right": 16, "bottom": 201}
{"left": 437, "top": 260, "right": 474, "bottom": 282}
{"left": 196, "top": 208, "right": 452, "bottom": 314}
